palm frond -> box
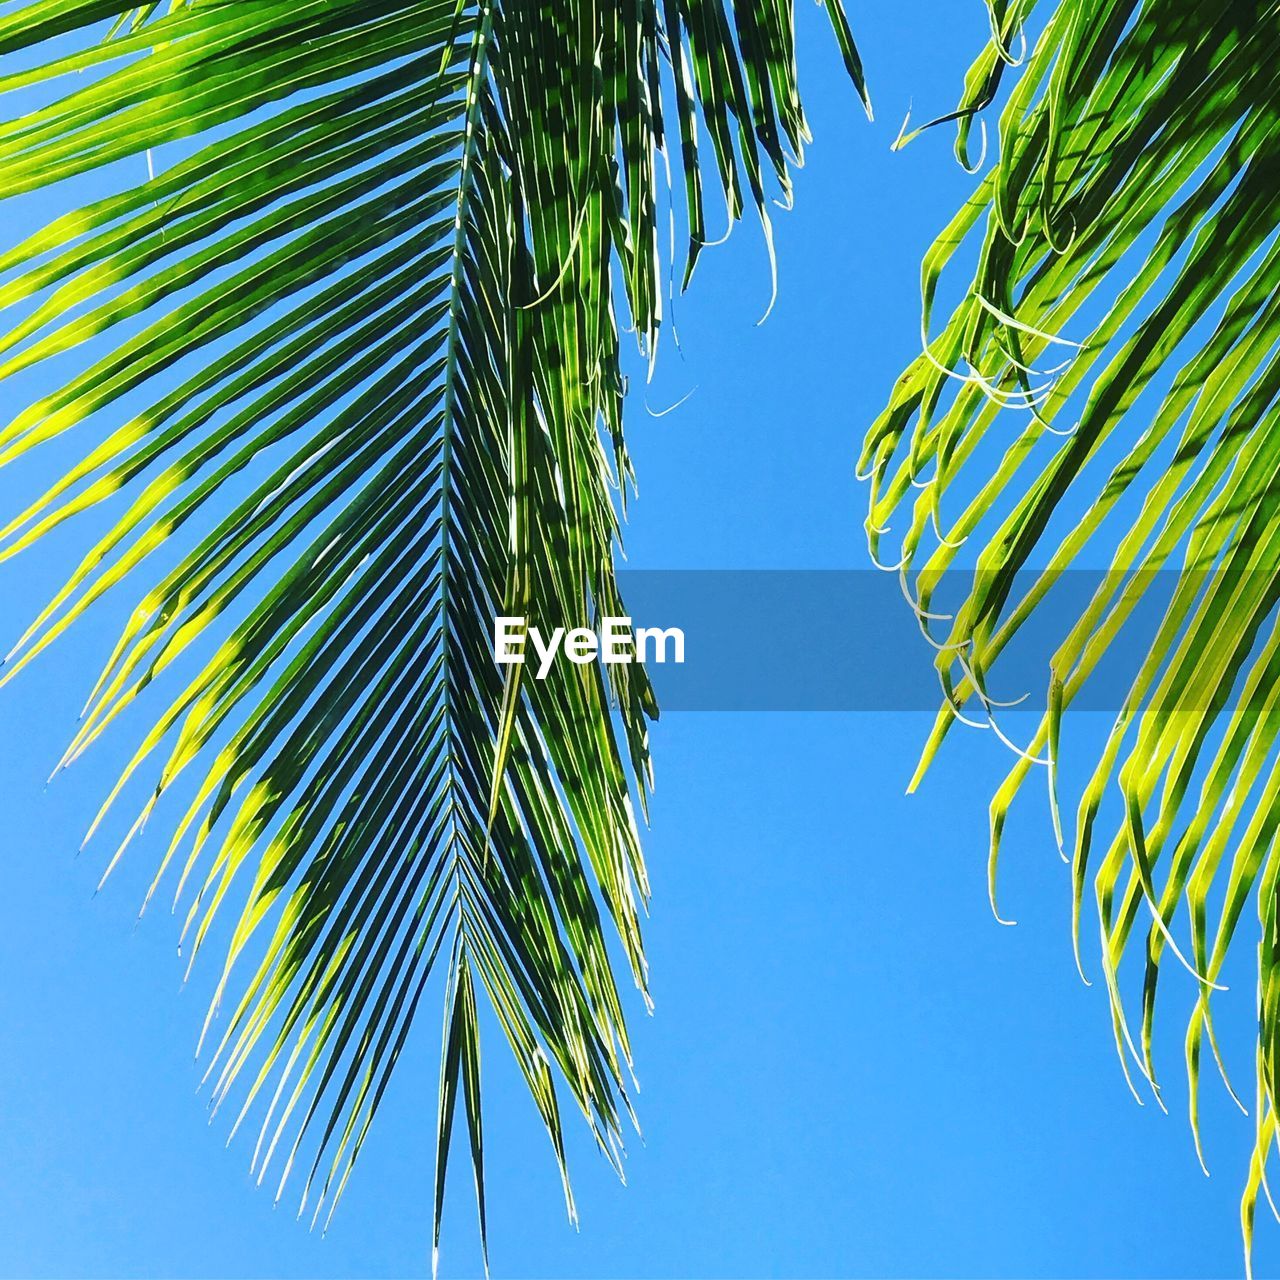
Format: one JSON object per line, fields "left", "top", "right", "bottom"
{"left": 0, "top": 0, "right": 866, "bottom": 1265}
{"left": 866, "top": 0, "right": 1280, "bottom": 1264}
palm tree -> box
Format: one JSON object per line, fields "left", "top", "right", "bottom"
{"left": 0, "top": 0, "right": 868, "bottom": 1266}
{"left": 12, "top": 0, "right": 1279, "bottom": 1271}
{"left": 868, "top": 0, "right": 1280, "bottom": 1266}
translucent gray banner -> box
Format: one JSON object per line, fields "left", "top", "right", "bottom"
{"left": 499, "top": 568, "right": 1255, "bottom": 712}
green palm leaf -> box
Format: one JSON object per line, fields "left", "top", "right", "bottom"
{"left": 0, "top": 0, "right": 866, "bottom": 1265}
{"left": 867, "top": 0, "right": 1280, "bottom": 1264}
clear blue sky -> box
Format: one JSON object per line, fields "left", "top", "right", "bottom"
{"left": 0, "top": 4, "right": 1268, "bottom": 1278}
